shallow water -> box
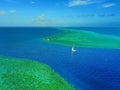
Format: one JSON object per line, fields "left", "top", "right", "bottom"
{"left": 0, "top": 27, "right": 120, "bottom": 90}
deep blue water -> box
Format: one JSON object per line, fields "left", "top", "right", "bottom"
{"left": 0, "top": 27, "right": 120, "bottom": 90}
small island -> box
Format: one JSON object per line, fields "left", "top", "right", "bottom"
{"left": 43, "top": 28, "right": 120, "bottom": 49}
{"left": 0, "top": 56, "right": 75, "bottom": 90}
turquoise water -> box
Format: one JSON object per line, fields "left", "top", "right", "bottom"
{"left": 0, "top": 27, "right": 120, "bottom": 90}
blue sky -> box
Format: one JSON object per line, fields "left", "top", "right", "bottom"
{"left": 0, "top": 0, "right": 120, "bottom": 27}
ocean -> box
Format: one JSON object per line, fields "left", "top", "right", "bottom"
{"left": 0, "top": 27, "right": 120, "bottom": 90}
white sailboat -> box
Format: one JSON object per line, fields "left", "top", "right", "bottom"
{"left": 71, "top": 46, "right": 77, "bottom": 53}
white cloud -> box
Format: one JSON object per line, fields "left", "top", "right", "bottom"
{"left": 9, "top": 10, "right": 16, "bottom": 14}
{"left": 102, "top": 3, "right": 116, "bottom": 8}
{"left": 33, "top": 14, "right": 50, "bottom": 23}
{"left": 31, "top": 14, "right": 55, "bottom": 26}
{"left": 36, "top": 15, "right": 47, "bottom": 21}
{"left": 0, "top": 10, "right": 16, "bottom": 15}
{"left": 68, "top": 0, "right": 98, "bottom": 7}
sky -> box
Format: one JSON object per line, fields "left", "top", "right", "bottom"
{"left": 0, "top": 0, "right": 120, "bottom": 27}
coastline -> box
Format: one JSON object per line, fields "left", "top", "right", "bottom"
{"left": 43, "top": 28, "right": 120, "bottom": 49}
{"left": 0, "top": 56, "right": 75, "bottom": 90}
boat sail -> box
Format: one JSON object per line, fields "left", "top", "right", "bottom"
{"left": 72, "top": 46, "right": 77, "bottom": 53}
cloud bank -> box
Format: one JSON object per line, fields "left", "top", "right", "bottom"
{"left": 102, "top": 3, "right": 116, "bottom": 8}
{"left": 0, "top": 10, "right": 16, "bottom": 15}
{"left": 68, "top": 0, "right": 99, "bottom": 7}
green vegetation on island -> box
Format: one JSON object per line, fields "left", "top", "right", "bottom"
{"left": 0, "top": 56, "right": 75, "bottom": 90}
{"left": 43, "top": 28, "right": 120, "bottom": 49}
